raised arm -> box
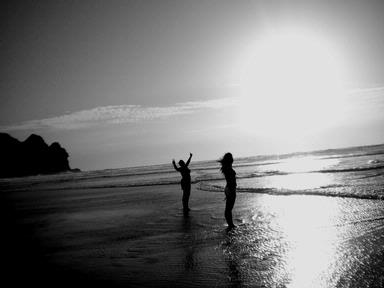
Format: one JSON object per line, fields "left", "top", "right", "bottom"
{"left": 172, "top": 159, "right": 180, "bottom": 171}
{"left": 186, "top": 153, "right": 193, "bottom": 166}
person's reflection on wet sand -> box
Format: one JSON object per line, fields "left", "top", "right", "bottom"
{"left": 181, "top": 213, "right": 196, "bottom": 272}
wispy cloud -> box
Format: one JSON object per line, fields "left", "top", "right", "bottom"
{"left": 347, "top": 86, "right": 384, "bottom": 108}
{"left": 1, "top": 98, "right": 238, "bottom": 131}
{"left": 347, "top": 86, "right": 384, "bottom": 95}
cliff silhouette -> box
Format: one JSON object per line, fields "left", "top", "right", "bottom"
{"left": 0, "top": 133, "right": 76, "bottom": 177}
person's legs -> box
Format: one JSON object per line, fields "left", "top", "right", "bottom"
{"left": 225, "top": 193, "right": 236, "bottom": 228}
{"left": 182, "top": 184, "right": 191, "bottom": 210}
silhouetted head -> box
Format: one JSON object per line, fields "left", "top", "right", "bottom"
{"left": 219, "top": 152, "right": 233, "bottom": 172}
{"left": 179, "top": 160, "right": 186, "bottom": 167}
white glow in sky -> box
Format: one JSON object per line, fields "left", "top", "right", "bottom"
{"left": 239, "top": 28, "right": 349, "bottom": 139}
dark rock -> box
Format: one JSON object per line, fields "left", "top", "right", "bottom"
{"left": 48, "top": 142, "right": 70, "bottom": 173}
{"left": 0, "top": 133, "right": 74, "bottom": 177}
{"left": 0, "top": 133, "right": 22, "bottom": 177}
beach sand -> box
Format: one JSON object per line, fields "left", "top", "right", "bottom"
{"left": 2, "top": 183, "right": 384, "bottom": 287}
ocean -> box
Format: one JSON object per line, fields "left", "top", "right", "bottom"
{"left": 2, "top": 144, "right": 384, "bottom": 199}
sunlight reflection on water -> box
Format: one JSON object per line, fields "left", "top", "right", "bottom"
{"left": 264, "top": 173, "right": 334, "bottom": 190}
{"left": 260, "top": 196, "right": 347, "bottom": 287}
{"left": 239, "top": 156, "right": 340, "bottom": 191}
{"left": 273, "top": 156, "right": 340, "bottom": 173}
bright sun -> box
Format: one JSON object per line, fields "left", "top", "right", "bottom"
{"left": 239, "top": 28, "right": 348, "bottom": 140}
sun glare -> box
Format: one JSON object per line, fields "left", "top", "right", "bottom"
{"left": 239, "top": 28, "right": 348, "bottom": 139}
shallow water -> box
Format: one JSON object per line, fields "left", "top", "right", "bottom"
{"left": 1, "top": 144, "right": 383, "bottom": 199}
{"left": 1, "top": 186, "right": 384, "bottom": 287}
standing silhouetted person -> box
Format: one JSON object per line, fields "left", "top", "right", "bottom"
{"left": 172, "top": 153, "right": 193, "bottom": 212}
{"left": 219, "top": 152, "right": 237, "bottom": 229}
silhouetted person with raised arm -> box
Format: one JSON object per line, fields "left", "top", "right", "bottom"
{"left": 172, "top": 153, "right": 193, "bottom": 212}
{"left": 219, "top": 153, "right": 237, "bottom": 230}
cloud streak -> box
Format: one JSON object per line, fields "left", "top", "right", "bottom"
{"left": 347, "top": 86, "right": 384, "bottom": 109}
{"left": 1, "top": 98, "right": 238, "bottom": 131}
{"left": 3, "top": 86, "right": 382, "bottom": 133}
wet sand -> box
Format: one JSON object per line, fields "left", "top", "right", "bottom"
{"left": 1, "top": 184, "right": 384, "bottom": 287}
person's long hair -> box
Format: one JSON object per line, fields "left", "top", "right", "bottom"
{"left": 219, "top": 152, "right": 233, "bottom": 174}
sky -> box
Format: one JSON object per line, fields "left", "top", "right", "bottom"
{"left": 1, "top": 0, "right": 384, "bottom": 170}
